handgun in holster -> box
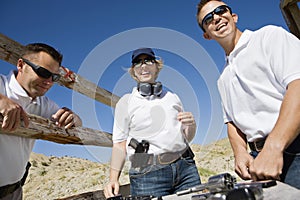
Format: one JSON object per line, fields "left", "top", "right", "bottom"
{"left": 128, "top": 138, "right": 151, "bottom": 168}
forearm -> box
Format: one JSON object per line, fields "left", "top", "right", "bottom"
{"left": 183, "top": 123, "right": 196, "bottom": 142}
{"left": 109, "top": 141, "right": 127, "bottom": 182}
{"left": 227, "top": 122, "right": 248, "bottom": 156}
{"left": 264, "top": 80, "right": 300, "bottom": 151}
{"left": 227, "top": 121, "right": 253, "bottom": 179}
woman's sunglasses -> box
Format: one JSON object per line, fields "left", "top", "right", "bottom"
{"left": 22, "top": 58, "right": 61, "bottom": 82}
{"left": 132, "top": 57, "right": 156, "bottom": 68}
{"left": 201, "top": 5, "right": 232, "bottom": 31}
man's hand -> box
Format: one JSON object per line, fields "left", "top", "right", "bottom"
{"left": 249, "top": 146, "right": 283, "bottom": 181}
{"left": 234, "top": 151, "right": 253, "bottom": 180}
{"left": 51, "top": 107, "right": 82, "bottom": 129}
{"left": 0, "top": 95, "right": 29, "bottom": 131}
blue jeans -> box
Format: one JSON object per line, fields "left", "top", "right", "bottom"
{"left": 129, "top": 156, "right": 201, "bottom": 197}
{"left": 250, "top": 150, "right": 300, "bottom": 189}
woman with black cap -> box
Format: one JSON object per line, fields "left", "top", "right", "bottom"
{"left": 104, "top": 48, "right": 201, "bottom": 198}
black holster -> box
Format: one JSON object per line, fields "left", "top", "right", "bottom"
{"left": 130, "top": 153, "right": 153, "bottom": 168}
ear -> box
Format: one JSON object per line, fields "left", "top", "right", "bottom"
{"left": 203, "top": 32, "right": 212, "bottom": 40}
{"left": 17, "top": 58, "right": 24, "bottom": 71}
{"left": 232, "top": 13, "right": 238, "bottom": 23}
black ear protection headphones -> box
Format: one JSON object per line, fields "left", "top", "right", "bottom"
{"left": 137, "top": 82, "right": 162, "bottom": 97}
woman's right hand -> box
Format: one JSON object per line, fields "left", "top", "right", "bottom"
{"left": 104, "top": 180, "right": 120, "bottom": 198}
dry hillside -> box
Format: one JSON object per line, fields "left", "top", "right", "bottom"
{"left": 23, "top": 138, "right": 237, "bottom": 200}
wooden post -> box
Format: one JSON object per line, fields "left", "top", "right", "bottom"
{"left": 280, "top": 0, "right": 300, "bottom": 39}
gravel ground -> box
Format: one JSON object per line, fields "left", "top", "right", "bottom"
{"left": 23, "top": 138, "right": 238, "bottom": 200}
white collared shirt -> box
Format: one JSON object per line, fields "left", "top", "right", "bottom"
{"left": 218, "top": 25, "right": 300, "bottom": 142}
{"left": 112, "top": 87, "right": 187, "bottom": 157}
{"left": 0, "top": 71, "right": 59, "bottom": 186}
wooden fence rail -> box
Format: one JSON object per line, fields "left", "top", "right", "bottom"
{"left": 0, "top": 114, "right": 113, "bottom": 147}
{"left": 0, "top": 33, "right": 120, "bottom": 108}
{"left": 0, "top": 32, "right": 121, "bottom": 146}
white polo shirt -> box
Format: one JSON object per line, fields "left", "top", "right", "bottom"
{"left": 112, "top": 87, "right": 187, "bottom": 157}
{"left": 218, "top": 25, "right": 300, "bottom": 142}
{"left": 0, "top": 71, "right": 59, "bottom": 187}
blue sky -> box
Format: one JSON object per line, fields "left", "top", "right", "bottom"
{"left": 1, "top": 0, "right": 289, "bottom": 163}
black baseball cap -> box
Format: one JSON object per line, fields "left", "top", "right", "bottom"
{"left": 131, "top": 48, "right": 155, "bottom": 63}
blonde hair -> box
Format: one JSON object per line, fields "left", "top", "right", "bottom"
{"left": 128, "top": 58, "right": 164, "bottom": 82}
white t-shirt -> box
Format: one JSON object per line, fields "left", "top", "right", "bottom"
{"left": 112, "top": 87, "right": 187, "bottom": 157}
{"left": 0, "top": 71, "right": 59, "bottom": 187}
{"left": 218, "top": 25, "right": 300, "bottom": 142}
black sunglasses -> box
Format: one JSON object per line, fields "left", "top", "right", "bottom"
{"left": 132, "top": 57, "right": 156, "bottom": 68}
{"left": 201, "top": 5, "right": 232, "bottom": 31}
{"left": 22, "top": 58, "right": 61, "bottom": 82}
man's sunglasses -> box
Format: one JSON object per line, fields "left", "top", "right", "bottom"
{"left": 201, "top": 5, "right": 232, "bottom": 31}
{"left": 132, "top": 58, "right": 156, "bottom": 68}
{"left": 22, "top": 58, "right": 61, "bottom": 82}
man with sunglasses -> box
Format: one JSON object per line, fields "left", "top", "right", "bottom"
{"left": 196, "top": 0, "right": 300, "bottom": 189}
{"left": 104, "top": 48, "right": 200, "bottom": 198}
{"left": 0, "top": 43, "right": 82, "bottom": 199}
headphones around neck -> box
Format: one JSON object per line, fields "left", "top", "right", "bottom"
{"left": 137, "top": 82, "right": 162, "bottom": 97}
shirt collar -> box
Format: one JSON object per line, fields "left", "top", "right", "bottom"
{"left": 8, "top": 70, "right": 41, "bottom": 105}
{"left": 226, "top": 29, "right": 253, "bottom": 63}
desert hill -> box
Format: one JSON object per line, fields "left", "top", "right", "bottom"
{"left": 23, "top": 138, "right": 237, "bottom": 200}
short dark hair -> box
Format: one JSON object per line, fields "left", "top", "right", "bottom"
{"left": 196, "top": 0, "right": 223, "bottom": 30}
{"left": 22, "top": 43, "right": 63, "bottom": 65}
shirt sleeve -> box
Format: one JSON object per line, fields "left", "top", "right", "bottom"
{"left": 217, "top": 78, "right": 232, "bottom": 124}
{"left": 172, "top": 93, "right": 184, "bottom": 112}
{"left": 265, "top": 26, "right": 300, "bottom": 88}
{"left": 112, "top": 94, "right": 131, "bottom": 143}
{"left": 39, "top": 96, "right": 60, "bottom": 119}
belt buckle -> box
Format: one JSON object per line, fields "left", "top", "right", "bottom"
{"left": 253, "top": 141, "right": 260, "bottom": 152}
{"left": 253, "top": 141, "right": 263, "bottom": 152}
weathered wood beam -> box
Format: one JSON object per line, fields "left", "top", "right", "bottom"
{"left": 0, "top": 114, "right": 113, "bottom": 147}
{"left": 0, "top": 33, "right": 120, "bottom": 107}
{"left": 280, "top": 0, "right": 300, "bottom": 39}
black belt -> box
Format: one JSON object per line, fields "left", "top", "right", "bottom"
{"left": 248, "top": 138, "right": 266, "bottom": 152}
{"left": 130, "top": 146, "right": 194, "bottom": 168}
{"left": 157, "top": 146, "right": 194, "bottom": 165}
{"left": 248, "top": 135, "right": 300, "bottom": 153}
